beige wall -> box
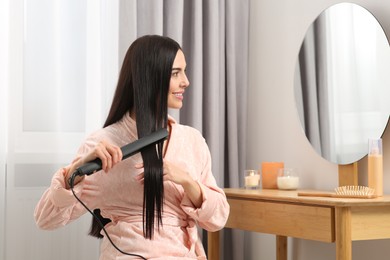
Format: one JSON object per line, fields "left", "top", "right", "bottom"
{"left": 247, "top": 0, "right": 390, "bottom": 259}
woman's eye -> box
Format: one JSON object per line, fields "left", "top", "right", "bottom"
{"left": 172, "top": 72, "right": 179, "bottom": 77}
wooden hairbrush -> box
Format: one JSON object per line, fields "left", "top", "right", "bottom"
{"left": 298, "top": 186, "right": 377, "bottom": 199}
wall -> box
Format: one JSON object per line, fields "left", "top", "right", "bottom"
{"left": 247, "top": 0, "right": 390, "bottom": 259}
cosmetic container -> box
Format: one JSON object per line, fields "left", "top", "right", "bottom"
{"left": 368, "top": 138, "right": 383, "bottom": 197}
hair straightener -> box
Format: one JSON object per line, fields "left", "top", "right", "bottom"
{"left": 74, "top": 128, "right": 169, "bottom": 177}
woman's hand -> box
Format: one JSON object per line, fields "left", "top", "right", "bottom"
{"left": 134, "top": 160, "right": 203, "bottom": 208}
{"left": 134, "top": 161, "right": 190, "bottom": 185}
{"left": 65, "top": 140, "right": 123, "bottom": 189}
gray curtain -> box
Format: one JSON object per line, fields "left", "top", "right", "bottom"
{"left": 119, "top": 0, "right": 248, "bottom": 259}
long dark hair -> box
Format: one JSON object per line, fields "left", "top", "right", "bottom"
{"left": 88, "top": 35, "right": 181, "bottom": 239}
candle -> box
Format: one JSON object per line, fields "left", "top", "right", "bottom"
{"left": 277, "top": 168, "right": 299, "bottom": 190}
{"left": 277, "top": 176, "right": 299, "bottom": 190}
{"left": 244, "top": 170, "right": 260, "bottom": 189}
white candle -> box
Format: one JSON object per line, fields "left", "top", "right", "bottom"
{"left": 277, "top": 176, "right": 299, "bottom": 190}
{"left": 245, "top": 173, "right": 260, "bottom": 189}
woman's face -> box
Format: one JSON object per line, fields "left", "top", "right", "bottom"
{"left": 168, "top": 50, "right": 189, "bottom": 109}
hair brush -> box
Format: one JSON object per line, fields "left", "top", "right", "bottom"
{"left": 298, "top": 185, "right": 377, "bottom": 199}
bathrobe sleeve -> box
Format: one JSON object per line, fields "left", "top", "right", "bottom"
{"left": 34, "top": 137, "right": 98, "bottom": 230}
{"left": 34, "top": 166, "right": 88, "bottom": 230}
{"left": 180, "top": 134, "right": 230, "bottom": 232}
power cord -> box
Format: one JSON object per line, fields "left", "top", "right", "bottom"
{"left": 69, "top": 171, "right": 147, "bottom": 260}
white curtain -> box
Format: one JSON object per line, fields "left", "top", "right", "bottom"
{"left": 0, "top": 0, "right": 9, "bottom": 257}
{"left": 2, "top": 0, "right": 119, "bottom": 259}
{"left": 326, "top": 4, "right": 390, "bottom": 162}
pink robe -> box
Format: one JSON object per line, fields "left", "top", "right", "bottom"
{"left": 34, "top": 113, "right": 230, "bottom": 259}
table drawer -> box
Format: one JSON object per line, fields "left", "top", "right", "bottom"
{"left": 351, "top": 206, "right": 390, "bottom": 240}
{"left": 225, "top": 198, "right": 335, "bottom": 242}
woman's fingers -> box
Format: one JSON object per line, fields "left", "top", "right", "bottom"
{"left": 89, "top": 140, "right": 123, "bottom": 173}
{"left": 134, "top": 162, "right": 144, "bottom": 184}
{"left": 134, "top": 163, "right": 144, "bottom": 169}
{"left": 134, "top": 171, "right": 144, "bottom": 185}
{"left": 106, "top": 144, "right": 123, "bottom": 164}
{"left": 102, "top": 146, "right": 112, "bottom": 171}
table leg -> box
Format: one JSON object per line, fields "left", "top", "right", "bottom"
{"left": 208, "top": 231, "right": 220, "bottom": 260}
{"left": 276, "top": 235, "right": 287, "bottom": 260}
{"left": 335, "top": 207, "right": 352, "bottom": 260}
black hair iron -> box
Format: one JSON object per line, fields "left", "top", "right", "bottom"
{"left": 74, "top": 128, "right": 169, "bottom": 177}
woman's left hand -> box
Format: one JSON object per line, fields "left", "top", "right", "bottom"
{"left": 162, "top": 160, "right": 192, "bottom": 186}
{"left": 134, "top": 160, "right": 203, "bottom": 208}
{"left": 134, "top": 161, "right": 190, "bottom": 186}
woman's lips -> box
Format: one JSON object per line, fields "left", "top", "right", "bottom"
{"left": 173, "top": 92, "right": 183, "bottom": 100}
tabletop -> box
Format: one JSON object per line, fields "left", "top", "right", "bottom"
{"left": 223, "top": 188, "right": 390, "bottom": 207}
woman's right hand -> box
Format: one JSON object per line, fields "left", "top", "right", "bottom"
{"left": 65, "top": 140, "right": 123, "bottom": 189}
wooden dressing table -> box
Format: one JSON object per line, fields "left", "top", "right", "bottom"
{"left": 207, "top": 188, "right": 390, "bottom": 260}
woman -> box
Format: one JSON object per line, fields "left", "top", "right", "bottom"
{"left": 34, "top": 35, "right": 230, "bottom": 259}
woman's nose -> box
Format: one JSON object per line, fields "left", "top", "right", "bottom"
{"left": 181, "top": 74, "right": 190, "bottom": 88}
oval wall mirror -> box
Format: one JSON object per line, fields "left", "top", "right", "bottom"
{"left": 294, "top": 2, "right": 390, "bottom": 165}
